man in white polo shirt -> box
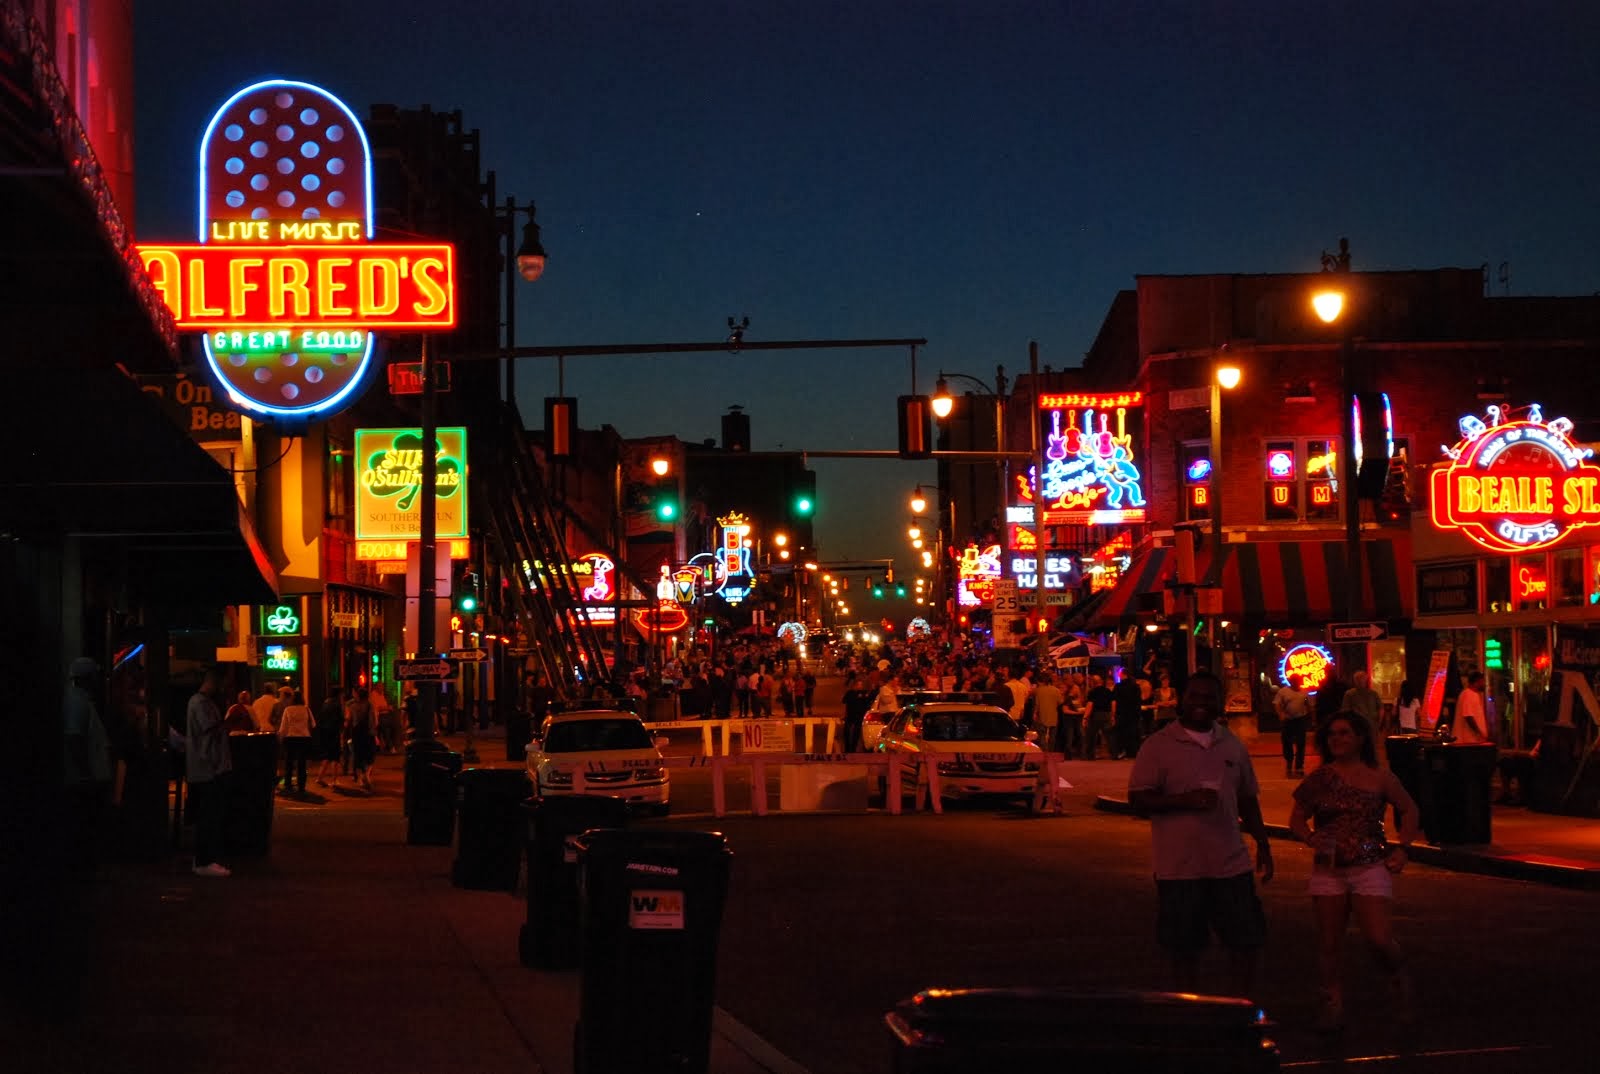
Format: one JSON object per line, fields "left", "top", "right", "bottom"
{"left": 1129, "top": 670, "right": 1274, "bottom": 999}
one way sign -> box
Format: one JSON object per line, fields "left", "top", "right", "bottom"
{"left": 1326, "top": 621, "right": 1388, "bottom": 643}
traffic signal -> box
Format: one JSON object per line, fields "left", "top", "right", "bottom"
{"left": 654, "top": 495, "right": 678, "bottom": 521}
{"left": 895, "top": 584, "right": 907, "bottom": 598}
{"left": 872, "top": 582, "right": 885, "bottom": 599}
{"left": 898, "top": 395, "right": 932, "bottom": 459}
{"left": 456, "top": 571, "right": 480, "bottom": 613}
{"left": 791, "top": 469, "right": 816, "bottom": 517}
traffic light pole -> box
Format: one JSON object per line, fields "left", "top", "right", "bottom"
{"left": 416, "top": 334, "right": 438, "bottom": 741}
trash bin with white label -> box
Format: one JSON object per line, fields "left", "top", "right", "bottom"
{"left": 572, "top": 829, "right": 732, "bottom": 1074}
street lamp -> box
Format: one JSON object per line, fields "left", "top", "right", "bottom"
{"left": 1312, "top": 238, "right": 1364, "bottom": 666}
{"left": 909, "top": 487, "right": 927, "bottom": 515}
{"left": 930, "top": 367, "right": 1008, "bottom": 630}
{"left": 497, "top": 198, "right": 548, "bottom": 406}
{"left": 1207, "top": 362, "right": 1242, "bottom": 673}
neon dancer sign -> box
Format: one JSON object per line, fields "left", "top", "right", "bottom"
{"left": 136, "top": 78, "right": 457, "bottom": 422}
{"left": 1019, "top": 392, "right": 1147, "bottom": 525}
{"left": 955, "top": 543, "right": 1002, "bottom": 608}
{"left": 1430, "top": 403, "right": 1600, "bottom": 553}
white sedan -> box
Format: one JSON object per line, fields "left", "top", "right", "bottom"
{"left": 527, "top": 709, "right": 670, "bottom": 815}
{"left": 875, "top": 702, "right": 1042, "bottom": 803}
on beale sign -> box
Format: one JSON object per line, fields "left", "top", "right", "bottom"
{"left": 137, "top": 79, "right": 456, "bottom": 422}
{"left": 1430, "top": 404, "right": 1600, "bottom": 553}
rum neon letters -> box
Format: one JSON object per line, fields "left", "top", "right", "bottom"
{"left": 137, "top": 243, "right": 456, "bottom": 329}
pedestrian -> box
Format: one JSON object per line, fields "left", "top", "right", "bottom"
{"left": 277, "top": 689, "right": 315, "bottom": 794}
{"left": 1395, "top": 680, "right": 1420, "bottom": 733}
{"left": 1288, "top": 712, "right": 1420, "bottom": 1032}
{"left": 1083, "top": 673, "right": 1115, "bottom": 760}
{"left": 1137, "top": 670, "right": 1156, "bottom": 739}
{"left": 841, "top": 674, "right": 874, "bottom": 754}
{"left": 1002, "top": 663, "right": 1031, "bottom": 723}
{"left": 63, "top": 657, "right": 112, "bottom": 879}
{"left": 1112, "top": 668, "right": 1143, "bottom": 760}
{"left": 1274, "top": 673, "right": 1313, "bottom": 778}
{"left": 370, "top": 685, "right": 397, "bottom": 754}
{"left": 1340, "top": 671, "right": 1381, "bottom": 730}
{"left": 1060, "top": 676, "right": 1087, "bottom": 758}
{"left": 186, "top": 666, "right": 233, "bottom": 878}
{"left": 802, "top": 668, "right": 817, "bottom": 717}
{"left": 1031, "top": 671, "right": 1063, "bottom": 754}
{"left": 268, "top": 685, "right": 292, "bottom": 733}
{"left": 1128, "top": 670, "right": 1274, "bottom": 998}
{"left": 223, "top": 690, "right": 255, "bottom": 733}
{"left": 710, "top": 666, "right": 734, "bottom": 719}
{"left": 346, "top": 687, "right": 376, "bottom": 790}
{"left": 315, "top": 689, "right": 345, "bottom": 787}
{"left": 1153, "top": 671, "right": 1179, "bottom": 729}
{"left": 1450, "top": 671, "right": 1489, "bottom": 744}
{"left": 251, "top": 681, "right": 278, "bottom": 732}
{"left": 735, "top": 668, "right": 752, "bottom": 717}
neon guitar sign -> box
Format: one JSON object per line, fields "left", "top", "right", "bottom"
{"left": 1020, "top": 392, "right": 1147, "bottom": 524}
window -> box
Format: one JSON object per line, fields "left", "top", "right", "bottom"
{"left": 1485, "top": 557, "right": 1512, "bottom": 613}
{"left": 1515, "top": 554, "right": 1548, "bottom": 612}
{"left": 1263, "top": 438, "right": 1341, "bottom": 523}
{"left": 1555, "top": 548, "right": 1583, "bottom": 607}
{"left": 1180, "top": 441, "right": 1211, "bottom": 522}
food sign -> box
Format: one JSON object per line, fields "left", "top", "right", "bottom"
{"left": 135, "top": 78, "right": 456, "bottom": 422}
{"left": 1430, "top": 403, "right": 1600, "bottom": 553}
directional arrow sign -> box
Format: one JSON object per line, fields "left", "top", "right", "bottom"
{"left": 395, "top": 658, "right": 455, "bottom": 681}
{"left": 1326, "top": 622, "right": 1388, "bottom": 643}
{"left": 448, "top": 648, "right": 488, "bottom": 662}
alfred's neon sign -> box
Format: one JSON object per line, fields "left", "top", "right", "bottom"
{"left": 1430, "top": 404, "right": 1600, "bottom": 553}
{"left": 136, "top": 78, "right": 456, "bottom": 422}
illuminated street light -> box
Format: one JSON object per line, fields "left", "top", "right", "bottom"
{"left": 774, "top": 533, "right": 789, "bottom": 548}
{"left": 908, "top": 525, "right": 922, "bottom": 541}
{"left": 1311, "top": 290, "right": 1345, "bottom": 324}
{"left": 650, "top": 455, "right": 671, "bottom": 477}
{"left": 911, "top": 538, "right": 924, "bottom": 549}
{"left": 910, "top": 487, "right": 928, "bottom": 514}
{"left": 929, "top": 378, "right": 954, "bottom": 419}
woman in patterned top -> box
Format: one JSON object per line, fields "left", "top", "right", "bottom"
{"left": 1289, "top": 713, "right": 1421, "bottom": 1033}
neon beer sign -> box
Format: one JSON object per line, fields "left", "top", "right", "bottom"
{"left": 1430, "top": 404, "right": 1600, "bottom": 553}
{"left": 136, "top": 79, "right": 457, "bottom": 421}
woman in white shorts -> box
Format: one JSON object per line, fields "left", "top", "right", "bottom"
{"left": 1289, "top": 713, "right": 1421, "bottom": 1033}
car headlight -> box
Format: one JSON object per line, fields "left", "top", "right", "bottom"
{"left": 544, "top": 769, "right": 573, "bottom": 787}
{"left": 634, "top": 767, "right": 666, "bottom": 782}
{"left": 937, "top": 760, "right": 974, "bottom": 774}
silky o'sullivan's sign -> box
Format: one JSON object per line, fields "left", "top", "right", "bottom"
{"left": 136, "top": 78, "right": 456, "bottom": 422}
{"left": 354, "top": 427, "right": 468, "bottom": 541}
{"left": 1430, "top": 404, "right": 1600, "bottom": 554}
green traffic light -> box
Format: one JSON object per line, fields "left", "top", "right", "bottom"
{"left": 872, "top": 586, "right": 884, "bottom": 599}
{"left": 458, "top": 594, "right": 478, "bottom": 612}
{"left": 794, "top": 495, "right": 814, "bottom": 516}
{"left": 656, "top": 500, "right": 678, "bottom": 521}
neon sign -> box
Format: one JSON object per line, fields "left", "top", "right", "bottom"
{"left": 355, "top": 538, "right": 469, "bottom": 562}
{"left": 1020, "top": 397, "right": 1147, "bottom": 525}
{"left": 261, "top": 604, "right": 301, "bottom": 636}
{"left": 714, "top": 513, "right": 755, "bottom": 605}
{"left": 1279, "top": 643, "right": 1334, "bottom": 692}
{"left": 955, "top": 543, "right": 1002, "bottom": 608}
{"left": 1430, "top": 403, "right": 1600, "bottom": 553}
{"left": 573, "top": 552, "right": 617, "bottom": 625}
{"left": 1009, "top": 553, "right": 1077, "bottom": 590}
{"left": 353, "top": 428, "right": 468, "bottom": 541}
{"left": 1267, "top": 450, "right": 1295, "bottom": 479}
{"left": 135, "top": 78, "right": 457, "bottom": 422}
{"left": 264, "top": 645, "right": 300, "bottom": 673}
{"left": 1518, "top": 564, "right": 1548, "bottom": 600}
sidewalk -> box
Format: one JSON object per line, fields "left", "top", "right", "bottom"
{"left": 6, "top": 746, "right": 804, "bottom": 1074}
{"left": 1088, "top": 730, "right": 1600, "bottom": 890}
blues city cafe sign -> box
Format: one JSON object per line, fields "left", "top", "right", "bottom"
{"left": 1430, "top": 404, "right": 1600, "bottom": 554}
{"left": 135, "top": 78, "right": 457, "bottom": 422}
{"left": 1012, "top": 392, "right": 1147, "bottom": 526}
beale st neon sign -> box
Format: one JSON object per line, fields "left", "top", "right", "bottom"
{"left": 136, "top": 79, "right": 456, "bottom": 421}
{"left": 1430, "top": 404, "right": 1600, "bottom": 553}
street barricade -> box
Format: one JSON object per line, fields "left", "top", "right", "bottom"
{"left": 646, "top": 716, "right": 841, "bottom": 756}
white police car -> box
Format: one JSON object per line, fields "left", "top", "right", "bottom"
{"left": 527, "top": 709, "right": 670, "bottom": 815}
{"left": 875, "top": 701, "right": 1041, "bottom": 803}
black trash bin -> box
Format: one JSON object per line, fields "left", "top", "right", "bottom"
{"left": 1384, "top": 734, "right": 1433, "bottom": 833}
{"left": 572, "top": 829, "right": 732, "bottom": 1074}
{"left": 222, "top": 732, "right": 278, "bottom": 857}
{"left": 452, "top": 768, "right": 533, "bottom": 891}
{"left": 1423, "top": 742, "right": 1497, "bottom": 844}
{"left": 506, "top": 711, "right": 533, "bottom": 763}
{"left": 520, "top": 795, "right": 630, "bottom": 969}
{"left": 884, "top": 988, "right": 1280, "bottom": 1073}
{"left": 405, "top": 739, "right": 462, "bottom": 846}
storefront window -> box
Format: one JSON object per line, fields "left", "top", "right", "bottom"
{"left": 1264, "top": 440, "right": 1298, "bottom": 521}
{"left": 1305, "top": 439, "right": 1339, "bottom": 522}
{"left": 1585, "top": 546, "right": 1600, "bottom": 606}
{"left": 1555, "top": 548, "right": 1583, "bottom": 607}
{"left": 1181, "top": 441, "right": 1211, "bottom": 522}
{"left": 1513, "top": 625, "right": 1551, "bottom": 750}
{"left": 1515, "top": 554, "right": 1548, "bottom": 612}
{"left": 1483, "top": 627, "right": 1512, "bottom": 746}
{"left": 1485, "top": 557, "right": 1511, "bottom": 613}
{"left": 1368, "top": 637, "right": 1406, "bottom": 710}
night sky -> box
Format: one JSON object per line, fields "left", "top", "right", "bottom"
{"left": 134, "top": 1, "right": 1600, "bottom": 567}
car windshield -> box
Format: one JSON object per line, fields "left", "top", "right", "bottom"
{"left": 543, "top": 718, "right": 654, "bottom": 753}
{"left": 919, "top": 710, "right": 1025, "bottom": 743}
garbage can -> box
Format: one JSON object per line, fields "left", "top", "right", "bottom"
{"left": 405, "top": 739, "right": 462, "bottom": 846}
{"left": 1384, "top": 734, "right": 1433, "bottom": 833}
{"left": 452, "top": 768, "right": 533, "bottom": 891}
{"left": 883, "top": 988, "right": 1280, "bottom": 1073}
{"left": 572, "top": 829, "right": 732, "bottom": 1074}
{"left": 1423, "top": 742, "right": 1497, "bottom": 844}
{"left": 506, "top": 711, "right": 533, "bottom": 762}
{"left": 520, "top": 795, "right": 630, "bottom": 969}
{"left": 222, "top": 732, "right": 278, "bottom": 857}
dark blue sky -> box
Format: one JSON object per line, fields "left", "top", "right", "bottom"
{"left": 135, "top": 1, "right": 1600, "bottom": 565}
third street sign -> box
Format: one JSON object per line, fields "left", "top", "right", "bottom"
{"left": 448, "top": 648, "right": 487, "bottom": 662}
{"left": 1326, "top": 621, "right": 1388, "bottom": 643}
{"left": 395, "top": 658, "right": 454, "bottom": 681}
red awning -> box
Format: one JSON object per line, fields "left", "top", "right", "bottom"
{"left": 1088, "top": 545, "right": 1179, "bottom": 630}
{"left": 1210, "top": 535, "right": 1412, "bottom": 628}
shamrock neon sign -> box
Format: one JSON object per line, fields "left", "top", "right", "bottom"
{"left": 360, "top": 430, "right": 464, "bottom": 512}
{"left": 265, "top": 605, "right": 301, "bottom": 635}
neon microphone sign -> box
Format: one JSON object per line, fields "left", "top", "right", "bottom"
{"left": 1430, "top": 403, "right": 1600, "bottom": 553}
{"left": 136, "top": 78, "right": 456, "bottom": 422}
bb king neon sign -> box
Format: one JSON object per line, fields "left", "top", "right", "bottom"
{"left": 136, "top": 79, "right": 456, "bottom": 421}
{"left": 1430, "top": 404, "right": 1600, "bottom": 553}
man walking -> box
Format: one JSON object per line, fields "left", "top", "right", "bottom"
{"left": 186, "top": 666, "right": 232, "bottom": 878}
{"left": 1129, "top": 670, "right": 1273, "bottom": 998}
{"left": 1031, "top": 671, "right": 1063, "bottom": 755}
{"left": 1273, "top": 673, "right": 1313, "bottom": 777}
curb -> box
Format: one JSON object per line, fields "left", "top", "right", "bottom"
{"left": 1092, "top": 796, "right": 1600, "bottom": 891}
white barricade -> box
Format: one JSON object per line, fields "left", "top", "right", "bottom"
{"left": 647, "top": 717, "right": 841, "bottom": 756}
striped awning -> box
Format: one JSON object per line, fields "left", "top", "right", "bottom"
{"left": 1087, "top": 545, "right": 1178, "bottom": 629}
{"left": 1211, "top": 536, "right": 1412, "bottom": 628}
